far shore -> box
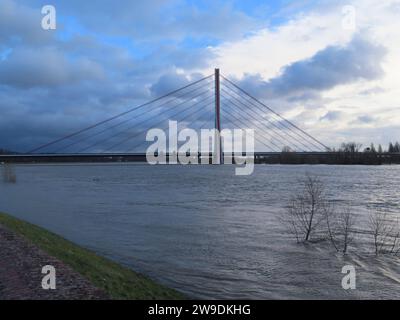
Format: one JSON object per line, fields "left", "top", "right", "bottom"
{"left": 1, "top": 151, "right": 400, "bottom": 165}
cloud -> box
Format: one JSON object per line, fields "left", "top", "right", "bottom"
{"left": 354, "top": 115, "right": 376, "bottom": 124}
{"left": 0, "top": 0, "right": 57, "bottom": 47}
{"left": 150, "top": 72, "right": 194, "bottom": 97}
{"left": 269, "top": 35, "right": 386, "bottom": 94}
{"left": 359, "top": 86, "right": 385, "bottom": 96}
{"left": 234, "top": 35, "right": 387, "bottom": 100}
{"left": 320, "top": 111, "right": 344, "bottom": 122}
{"left": 0, "top": 47, "right": 105, "bottom": 88}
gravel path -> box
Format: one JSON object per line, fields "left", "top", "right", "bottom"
{"left": 0, "top": 224, "right": 108, "bottom": 300}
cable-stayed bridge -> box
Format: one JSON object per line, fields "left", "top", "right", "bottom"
{"left": 14, "top": 69, "right": 329, "bottom": 163}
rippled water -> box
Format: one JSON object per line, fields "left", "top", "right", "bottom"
{"left": 1, "top": 164, "right": 400, "bottom": 299}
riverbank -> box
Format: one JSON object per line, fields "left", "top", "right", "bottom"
{"left": 0, "top": 212, "right": 184, "bottom": 300}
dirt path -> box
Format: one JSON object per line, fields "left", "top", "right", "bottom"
{"left": 0, "top": 224, "right": 108, "bottom": 300}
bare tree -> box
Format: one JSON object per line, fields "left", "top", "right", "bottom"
{"left": 282, "top": 174, "right": 328, "bottom": 242}
{"left": 368, "top": 209, "right": 399, "bottom": 255}
{"left": 340, "top": 142, "right": 363, "bottom": 153}
{"left": 340, "top": 207, "right": 356, "bottom": 253}
{"left": 388, "top": 220, "right": 400, "bottom": 256}
{"left": 326, "top": 206, "right": 356, "bottom": 253}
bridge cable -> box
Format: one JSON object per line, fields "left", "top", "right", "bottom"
{"left": 53, "top": 78, "right": 215, "bottom": 153}
{"left": 105, "top": 93, "right": 215, "bottom": 153}
{"left": 74, "top": 86, "right": 214, "bottom": 153}
{"left": 221, "top": 75, "right": 329, "bottom": 151}
{"left": 221, "top": 99, "right": 282, "bottom": 152}
{"left": 222, "top": 111, "right": 281, "bottom": 152}
{"left": 221, "top": 88, "right": 312, "bottom": 152}
{"left": 221, "top": 79, "right": 324, "bottom": 152}
{"left": 221, "top": 95, "right": 301, "bottom": 152}
{"left": 127, "top": 99, "right": 215, "bottom": 152}
{"left": 27, "top": 74, "right": 214, "bottom": 153}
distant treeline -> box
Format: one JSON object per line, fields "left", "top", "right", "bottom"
{"left": 256, "top": 142, "right": 400, "bottom": 165}
{"left": 256, "top": 152, "right": 400, "bottom": 165}
{"left": 330, "top": 141, "right": 400, "bottom": 153}
{"left": 0, "top": 149, "right": 17, "bottom": 155}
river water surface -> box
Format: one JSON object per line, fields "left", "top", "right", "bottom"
{"left": 1, "top": 164, "right": 400, "bottom": 299}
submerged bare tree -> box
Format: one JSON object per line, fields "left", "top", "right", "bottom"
{"left": 388, "top": 223, "right": 400, "bottom": 256}
{"left": 369, "top": 209, "right": 400, "bottom": 256}
{"left": 282, "top": 174, "right": 328, "bottom": 242}
{"left": 326, "top": 206, "right": 357, "bottom": 253}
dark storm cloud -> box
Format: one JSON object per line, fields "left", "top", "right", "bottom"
{"left": 0, "top": 47, "right": 105, "bottom": 88}
{"left": 0, "top": 0, "right": 54, "bottom": 45}
{"left": 0, "top": 0, "right": 221, "bottom": 151}
{"left": 234, "top": 35, "right": 387, "bottom": 100}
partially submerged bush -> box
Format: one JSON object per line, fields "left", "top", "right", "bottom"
{"left": 369, "top": 209, "right": 400, "bottom": 256}
{"left": 281, "top": 173, "right": 328, "bottom": 242}
{"left": 282, "top": 173, "right": 357, "bottom": 253}
{"left": 326, "top": 206, "right": 357, "bottom": 254}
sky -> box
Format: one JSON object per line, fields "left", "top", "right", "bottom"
{"left": 0, "top": 0, "right": 400, "bottom": 152}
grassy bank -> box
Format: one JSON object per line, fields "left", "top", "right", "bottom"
{"left": 0, "top": 212, "right": 184, "bottom": 300}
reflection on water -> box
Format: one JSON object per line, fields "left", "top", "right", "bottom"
{"left": 0, "top": 164, "right": 400, "bottom": 299}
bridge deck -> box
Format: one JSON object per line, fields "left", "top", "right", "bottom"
{"left": 1, "top": 152, "right": 399, "bottom": 165}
